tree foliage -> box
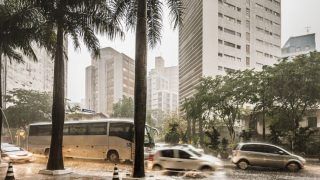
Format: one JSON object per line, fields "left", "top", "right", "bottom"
{"left": 182, "top": 52, "right": 320, "bottom": 152}
{"left": 164, "top": 122, "right": 180, "bottom": 144}
{"left": 4, "top": 89, "right": 52, "bottom": 129}
{"left": 112, "top": 96, "right": 134, "bottom": 118}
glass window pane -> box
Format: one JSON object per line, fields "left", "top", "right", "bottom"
{"left": 69, "top": 124, "right": 88, "bottom": 135}
{"left": 179, "top": 150, "right": 191, "bottom": 159}
{"left": 109, "top": 123, "right": 133, "bottom": 141}
{"left": 161, "top": 150, "right": 174, "bottom": 158}
{"left": 88, "top": 123, "right": 107, "bottom": 135}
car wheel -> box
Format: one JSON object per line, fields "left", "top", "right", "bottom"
{"left": 237, "top": 160, "right": 249, "bottom": 170}
{"left": 286, "top": 162, "right": 300, "bottom": 172}
{"left": 152, "top": 164, "right": 162, "bottom": 171}
{"left": 200, "top": 166, "right": 213, "bottom": 172}
{"left": 107, "top": 150, "right": 119, "bottom": 163}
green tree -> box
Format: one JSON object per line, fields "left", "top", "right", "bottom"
{"left": 265, "top": 53, "right": 320, "bottom": 151}
{"left": 214, "top": 71, "right": 253, "bottom": 143}
{"left": 29, "top": 0, "right": 123, "bottom": 170}
{"left": 110, "top": 0, "right": 183, "bottom": 176}
{"left": 164, "top": 122, "right": 180, "bottom": 144}
{"left": 112, "top": 96, "right": 134, "bottom": 118}
{"left": 4, "top": 89, "right": 52, "bottom": 129}
{"left": 0, "top": 0, "right": 55, "bottom": 152}
{"left": 205, "top": 126, "right": 220, "bottom": 150}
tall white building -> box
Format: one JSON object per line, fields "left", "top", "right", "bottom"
{"left": 179, "top": 0, "right": 281, "bottom": 105}
{"left": 147, "top": 57, "right": 179, "bottom": 114}
{"left": 85, "top": 47, "right": 135, "bottom": 115}
{"left": 1, "top": 44, "right": 68, "bottom": 107}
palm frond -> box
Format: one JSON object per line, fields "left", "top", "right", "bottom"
{"left": 147, "top": 0, "right": 163, "bottom": 48}
{"left": 3, "top": 48, "right": 23, "bottom": 64}
{"left": 165, "top": 0, "right": 184, "bottom": 29}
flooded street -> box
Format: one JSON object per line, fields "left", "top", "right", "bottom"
{"left": 1, "top": 155, "right": 320, "bottom": 179}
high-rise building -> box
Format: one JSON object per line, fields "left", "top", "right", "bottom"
{"left": 85, "top": 47, "right": 135, "bottom": 115}
{"left": 179, "top": 0, "right": 281, "bottom": 105}
{"left": 282, "top": 33, "right": 316, "bottom": 58}
{"left": 147, "top": 57, "right": 179, "bottom": 115}
{"left": 1, "top": 44, "right": 68, "bottom": 107}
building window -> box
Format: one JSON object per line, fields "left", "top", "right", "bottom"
{"left": 308, "top": 117, "right": 317, "bottom": 128}
{"left": 246, "top": 20, "right": 250, "bottom": 30}
{"left": 246, "top": 57, "right": 250, "bottom": 66}
{"left": 224, "top": 41, "right": 236, "bottom": 48}
{"left": 224, "top": 28, "right": 236, "bottom": 35}
{"left": 224, "top": 54, "right": 236, "bottom": 61}
{"left": 246, "top": 32, "right": 250, "bottom": 41}
{"left": 246, "top": 8, "right": 250, "bottom": 18}
{"left": 218, "top": 53, "right": 223, "bottom": 57}
{"left": 218, "top": 66, "right": 223, "bottom": 71}
{"left": 246, "top": 45, "right": 250, "bottom": 54}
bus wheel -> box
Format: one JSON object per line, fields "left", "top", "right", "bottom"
{"left": 44, "top": 148, "right": 50, "bottom": 157}
{"left": 107, "top": 150, "right": 119, "bottom": 163}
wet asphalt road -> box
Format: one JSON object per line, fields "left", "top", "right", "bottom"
{"left": 1, "top": 157, "right": 320, "bottom": 179}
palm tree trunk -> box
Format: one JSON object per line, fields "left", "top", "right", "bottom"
{"left": 133, "top": 0, "right": 147, "bottom": 177}
{"left": 0, "top": 54, "right": 2, "bottom": 160}
{"left": 192, "top": 118, "right": 196, "bottom": 145}
{"left": 47, "top": 23, "right": 65, "bottom": 170}
{"left": 262, "top": 108, "right": 266, "bottom": 140}
{"left": 187, "top": 118, "right": 191, "bottom": 143}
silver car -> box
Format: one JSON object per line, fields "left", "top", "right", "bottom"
{"left": 231, "top": 143, "right": 306, "bottom": 172}
{"left": 1, "top": 144, "right": 33, "bottom": 163}
{"left": 151, "top": 146, "right": 223, "bottom": 171}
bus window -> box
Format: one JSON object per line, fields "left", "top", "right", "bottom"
{"left": 87, "top": 123, "right": 107, "bottom": 135}
{"left": 109, "top": 123, "right": 133, "bottom": 142}
{"left": 29, "top": 125, "right": 51, "bottom": 136}
{"left": 69, "top": 124, "right": 88, "bottom": 135}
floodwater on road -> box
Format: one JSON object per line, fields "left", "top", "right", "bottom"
{"left": 1, "top": 155, "right": 320, "bottom": 179}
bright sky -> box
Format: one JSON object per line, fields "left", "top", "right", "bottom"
{"left": 67, "top": 0, "right": 320, "bottom": 103}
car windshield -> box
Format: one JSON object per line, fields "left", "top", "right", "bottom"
{"left": 188, "top": 148, "right": 202, "bottom": 157}
{"left": 2, "top": 147, "right": 22, "bottom": 152}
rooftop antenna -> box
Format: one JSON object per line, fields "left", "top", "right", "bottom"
{"left": 305, "top": 26, "right": 311, "bottom": 34}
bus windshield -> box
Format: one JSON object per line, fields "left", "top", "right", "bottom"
{"left": 144, "top": 125, "right": 157, "bottom": 147}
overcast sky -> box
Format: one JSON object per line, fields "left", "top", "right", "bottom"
{"left": 67, "top": 0, "right": 320, "bottom": 103}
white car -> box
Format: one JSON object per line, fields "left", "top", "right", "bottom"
{"left": 176, "top": 144, "right": 205, "bottom": 154}
{"left": 1, "top": 145, "right": 33, "bottom": 163}
{"left": 151, "top": 146, "right": 223, "bottom": 171}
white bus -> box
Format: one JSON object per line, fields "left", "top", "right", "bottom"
{"left": 27, "top": 119, "right": 157, "bottom": 162}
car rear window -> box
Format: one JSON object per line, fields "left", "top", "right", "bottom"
{"left": 160, "top": 150, "right": 174, "bottom": 158}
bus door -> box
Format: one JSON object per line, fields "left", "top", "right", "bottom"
{"left": 108, "top": 123, "right": 134, "bottom": 161}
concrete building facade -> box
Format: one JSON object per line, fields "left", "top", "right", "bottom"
{"left": 147, "top": 57, "right": 179, "bottom": 115}
{"left": 85, "top": 47, "right": 135, "bottom": 115}
{"left": 179, "top": 0, "right": 282, "bottom": 105}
